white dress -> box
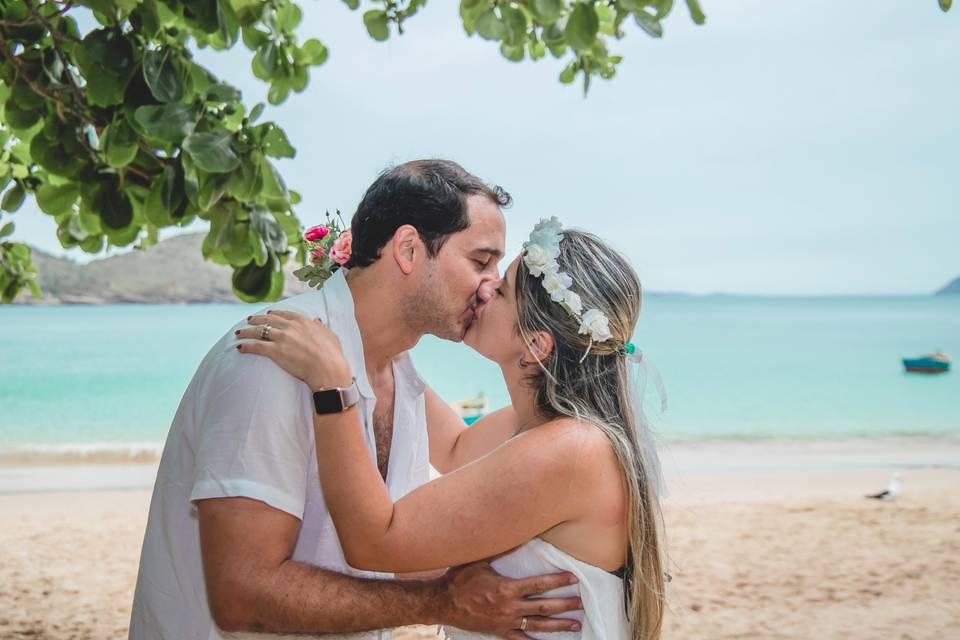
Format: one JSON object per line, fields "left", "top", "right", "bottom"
{"left": 442, "top": 537, "right": 630, "bottom": 640}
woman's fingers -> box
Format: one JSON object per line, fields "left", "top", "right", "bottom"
{"left": 236, "top": 339, "right": 273, "bottom": 356}
{"left": 264, "top": 309, "right": 306, "bottom": 322}
{"left": 235, "top": 326, "right": 278, "bottom": 341}
{"left": 246, "top": 313, "right": 290, "bottom": 328}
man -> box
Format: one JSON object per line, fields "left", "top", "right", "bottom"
{"left": 129, "top": 160, "right": 581, "bottom": 639}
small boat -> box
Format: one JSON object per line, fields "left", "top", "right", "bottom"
{"left": 902, "top": 351, "right": 952, "bottom": 374}
{"left": 452, "top": 392, "right": 488, "bottom": 425}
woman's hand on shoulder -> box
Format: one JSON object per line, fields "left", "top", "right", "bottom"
{"left": 236, "top": 310, "right": 353, "bottom": 390}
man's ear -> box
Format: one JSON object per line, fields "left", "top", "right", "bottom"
{"left": 391, "top": 225, "right": 420, "bottom": 275}
{"left": 525, "top": 330, "right": 555, "bottom": 363}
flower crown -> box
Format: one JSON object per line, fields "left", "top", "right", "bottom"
{"left": 293, "top": 210, "right": 353, "bottom": 289}
{"left": 523, "top": 217, "right": 631, "bottom": 361}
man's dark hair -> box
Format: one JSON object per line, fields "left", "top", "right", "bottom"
{"left": 345, "top": 159, "right": 512, "bottom": 269}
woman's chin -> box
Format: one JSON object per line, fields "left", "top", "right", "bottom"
{"left": 462, "top": 322, "right": 477, "bottom": 348}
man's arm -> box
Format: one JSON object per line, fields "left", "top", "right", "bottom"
{"left": 198, "top": 496, "right": 582, "bottom": 637}
{"left": 426, "top": 386, "right": 518, "bottom": 474}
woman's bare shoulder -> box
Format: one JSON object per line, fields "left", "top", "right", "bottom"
{"left": 510, "top": 416, "right": 619, "bottom": 475}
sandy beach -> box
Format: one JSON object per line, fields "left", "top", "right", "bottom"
{"left": 1, "top": 438, "right": 958, "bottom": 640}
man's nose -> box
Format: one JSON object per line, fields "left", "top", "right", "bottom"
{"left": 476, "top": 276, "right": 502, "bottom": 304}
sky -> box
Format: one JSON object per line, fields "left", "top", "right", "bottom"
{"left": 11, "top": 1, "right": 959, "bottom": 295}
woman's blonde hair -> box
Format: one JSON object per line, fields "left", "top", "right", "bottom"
{"left": 515, "top": 229, "right": 665, "bottom": 640}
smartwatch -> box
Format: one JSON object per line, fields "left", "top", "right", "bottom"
{"left": 312, "top": 378, "right": 360, "bottom": 415}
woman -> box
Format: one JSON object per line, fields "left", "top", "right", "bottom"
{"left": 237, "top": 220, "right": 665, "bottom": 640}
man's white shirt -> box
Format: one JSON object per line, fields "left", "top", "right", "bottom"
{"left": 129, "top": 269, "right": 430, "bottom": 640}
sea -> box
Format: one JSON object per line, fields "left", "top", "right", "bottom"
{"left": 1, "top": 295, "right": 958, "bottom": 463}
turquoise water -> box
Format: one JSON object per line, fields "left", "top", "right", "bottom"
{"left": 1, "top": 295, "right": 958, "bottom": 453}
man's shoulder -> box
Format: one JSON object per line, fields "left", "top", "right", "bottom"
{"left": 268, "top": 288, "right": 327, "bottom": 317}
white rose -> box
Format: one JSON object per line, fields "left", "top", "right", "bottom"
{"left": 579, "top": 308, "right": 613, "bottom": 342}
{"left": 523, "top": 244, "right": 556, "bottom": 277}
{"left": 562, "top": 290, "right": 583, "bottom": 315}
{"left": 538, "top": 216, "right": 563, "bottom": 235}
{"left": 528, "top": 229, "right": 562, "bottom": 253}
{"left": 542, "top": 269, "right": 573, "bottom": 302}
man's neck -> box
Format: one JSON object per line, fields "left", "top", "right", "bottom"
{"left": 346, "top": 267, "right": 420, "bottom": 374}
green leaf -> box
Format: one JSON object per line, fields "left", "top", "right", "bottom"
{"left": 476, "top": 10, "right": 505, "bottom": 41}
{"left": 226, "top": 154, "right": 263, "bottom": 201}
{"left": 75, "top": 29, "right": 135, "bottom": 106}
{"left": 267, "top": 79, "right": 290, "bottom": 105}
{"left": 78, "top": 203, "right": 103, "bottom": 235}
{"left": 685, "top": 0, "right": 706, "bottom": 24}
{"left": 232, "top": 256, "right": 279, "bottom": 302}
{"left": 198, "top": 171, "right": 229, "bottom": 210}
{"left": 241, "top": 26, "right": 271, "bottom": 49}
{"left": 342, "top": 0, "right": 360, "bottom": 8}
{"left": 500, "top": 5, "right": 528, "bottom": 46}
{"left": 0, "top": 222, "right": 13, "bottom": 239}
{"left": 252, "top": 42, "right": 279, "bottom": 80}
{"left": 145, "top": 164, "right": 186, "bottom": 226}
{"left": 11, "top": 79, "right": 44, "bottom": 110}
{"left": 500, "top": 42, "right": 525, "bottom": 62}
{"left": 275, "top": 4, "right": 303, "bottom": 30}
{"left": 296, "top": 39, "right": 329, "bottom": 66}
{"left": 250, "top": 207, "right": 287, "bottom": 254}
{"left": 1, "top": 183, "right": 25, "bottom": 212}
{"left": 206, "top": 82, "right": 242, "bottom": 103}
{"left": 102, "top": 121, "right": 140, "bottom": 168}
{"left": 566, "top": 3, "right": 599, "bottom": 51}
{"left": 234, "top": 0, "right": 266, "bottom": 25}
{"left": 181, "top": 155, "right": 201, "bottom": 208}
{"left": 183, "top": 132, "right": 241, "bottom": 173}
{"left": 260, "top": 156, "right": 288, "bottom": 199}
{"left": 36, "top": 183, "right": 80, "bottom": 217}
{"left": 248, "top": 102, "right": 265, "bottom": 123}
{"left": 528, "top": 38, "right": 547, "bottom": 60}
{"left": 134, "top": 103, "right": 196, "bottom": 144}
{"left": 940, "top": 0, "right": 951, "bottom": 9}
{"left": 559, "top": 61, "right": 577, "bottom": 84}
{"left": 532, "top": 0, "right": 564, "bottom": 24}
{"left": 262, "top": 126, "right": 296, "bottom": 158}
{"left": 143, "top": 48, "right": 183, "bottom": 103}
{"left": 363, "top": 10, "right": 390, "bottom": 41}
{"left": 94, "top": 180, "right": 134, "bottom": 231}
{"left": 634, "top": 11, "right": 663, "bottom": 38}
{"left": 27, "top": 278, "right": 42, "bottom": 299}
{"left": 460, "top": 0, "right": 488, "bottom": 33}
{"left": 542, "top": 22, "right": 565, "bottom": 45}
{"left": 4, "top": 100, "right": 41, "bottom": 131}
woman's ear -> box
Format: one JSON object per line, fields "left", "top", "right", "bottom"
{"left": 391, "top": 225, "right": 420, "bottom": 275}
{"left": 524, "top": 330, "right": 555, "bottom": 363}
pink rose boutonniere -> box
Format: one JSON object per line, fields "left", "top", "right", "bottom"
{"left": 329, "top": 229, "right": 352, "bottom": 265}
{"left": 293, "top": 210, "right": 351, "bottom": 289}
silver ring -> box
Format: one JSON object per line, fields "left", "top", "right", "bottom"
{"left": 519, "top": 616, "right": 528, "bottom": 631}
{"left": 260, "top": 324, "right": 272, "bottom": 340}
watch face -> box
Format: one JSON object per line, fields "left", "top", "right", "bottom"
{"left": 313, "top": 390, "right": 344, "bottom": 414}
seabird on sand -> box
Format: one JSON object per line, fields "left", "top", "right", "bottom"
{"left": 865, "top": 472, "right": 901, "bottom": 500}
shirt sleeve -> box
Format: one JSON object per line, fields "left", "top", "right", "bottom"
{"left": 188, "top": 342, "right": 313, "bottom": 519}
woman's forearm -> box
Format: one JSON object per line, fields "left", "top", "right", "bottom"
{"left": 312, "top": 405, "right": 399, "bottom": 568}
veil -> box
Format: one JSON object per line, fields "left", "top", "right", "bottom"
{"left": 625, "top": 349, "right": 667, "bottom": 498}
